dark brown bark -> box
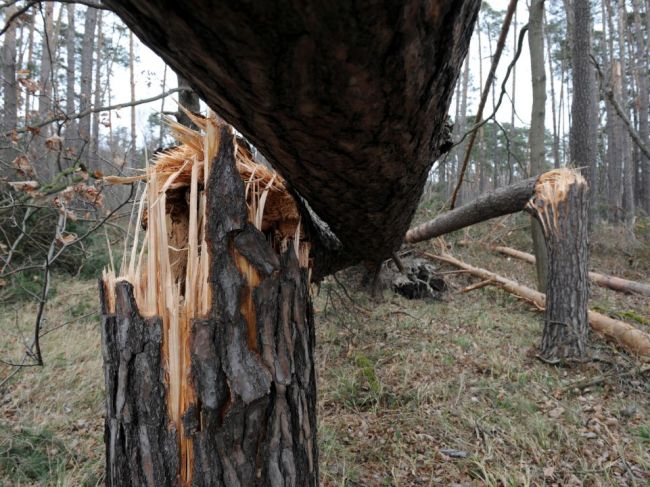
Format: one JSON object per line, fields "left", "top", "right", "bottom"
{"left": 101, "top": 130, "right": 318, "bottom": 486}
{"left": 100, "top": 282, "right": 180, "bottom": 486}
{"left": 534, "top": 176, "right": 589, "bottom": 361}
{"left": 405, "top": 175, "right": 539, "bottom": 244}
{"left": 569, "top": 0, "right": 598, "bottom": 217}
{"left": 101, "top": 0, "right": 480, "bottom": 270}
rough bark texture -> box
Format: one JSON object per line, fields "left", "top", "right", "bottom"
{"left": 569, "top": 0, "right": 598, "bottom": 216}
{"left": 1, "top": 3, "right": 18, "bottom": 176}
{"left": 536, "top": 180, "right": 590, "bottom": 361}
{"left": 101, "top": 131, "right": 318, "bottom": 486}
{"left": 101, "top": 0, "right": 480, "bottom": 271}
{"left": 405, "top": 176, "right": 539, "bottom": 244}
{"left": 100, "top": 282, "right": 180, "bottom": 486}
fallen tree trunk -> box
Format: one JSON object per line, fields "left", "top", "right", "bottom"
{"left": 492, "top": 245, "right": 650, "bottom": 297}
{"left": 428, "top": 253, "right": 650, "bottom": 358}
{"left": 102, "top": 0, "right": 481, "bottom": 270}
{"left": 405, "top": 176, "right": 539, "bottom": 244}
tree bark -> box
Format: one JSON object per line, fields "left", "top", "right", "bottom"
{"left": 101, "top": 129, "right": 318, "bottom": 486}
{"left": 1, "top": 3, "right": 18, "bottom": 175}
{"left": 528, "top": 0, "right": 549, "bottom": 292}
{"left": 64, "top": 3, "right": 77, "bottom": 159}
{"left": 176, "top": 74, "right": 201, "bottom": 130}
{"left": 90, "top": 11, "right": 103, "bottom": 170}
{"left": 77, "top": 6, "right": 98, "bottom": 157}
{"left": 616, "top": 0, "right": 635, "bottom": 231}
{"left": 631, "top": 0, "right": 649, "bottom": 213}
{"left": 531, "top": 171, "right": 589, "bottom": 361}
{"left": 101, "top": 0, "right": 481, "bottom": 270}
{"left": 569, "top": 0, "right": 598, "bottom": 219}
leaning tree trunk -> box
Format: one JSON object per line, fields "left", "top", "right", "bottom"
{"left": 101, "top": 128, "right": 318, "bottom": 486}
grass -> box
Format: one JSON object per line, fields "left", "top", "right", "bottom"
{"left": 1, "top": 219, "right": 649, "bottom": 485}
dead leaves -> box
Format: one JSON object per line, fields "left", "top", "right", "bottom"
{"left": 45, "top": 135, "right": 63, "bottom": 151}
{"left": 12, "top": 155, "right": 34, "bottom": 177}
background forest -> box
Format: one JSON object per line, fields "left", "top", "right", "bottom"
{"left": 1, "top": 0, "right": 649, "bottom": 485}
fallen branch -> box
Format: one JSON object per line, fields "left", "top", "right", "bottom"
{"left": 492, "top": 245, "right": 650, "bottom": 297}
{"left": 460, "top": 279, "right": 494, "bottom": 293}
{"left": 563, "top": 364, "right": 650, "bottom": 392}
{"left": 425, "top": 252, "right": 650, "bottom": 358}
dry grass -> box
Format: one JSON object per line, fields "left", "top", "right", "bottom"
{"left": 1, "top": 218, "right": 649, "bottom": 486}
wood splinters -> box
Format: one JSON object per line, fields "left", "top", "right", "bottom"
{"left": 101, "top": 110, "right": 312, "bottom": 486}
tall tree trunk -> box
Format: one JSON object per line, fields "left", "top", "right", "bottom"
{"left": 77, "top": 7, "right": 98, "bottom": 158}
{"left": 64, "top": 4, "right": 77, "bottom": 159}
{"left": 24, "top": 14, "right": 35, "bottom": 123}
{"left": 616, "top": 0, "right": 635, "bottom": 231}
{"left": 569, "top": 0, "right": 598, "bottom": 220}
{"left": 129, "top": 31, "right": 137, "bottom": 166}
{"left": 1, "top": 3, "right": 19, "bottom": 174}
{"left": 37, "top": 2, "right": 55, "bottom": 179}
{"left": 90, "top": 12, "right": 104, "bottom": 170}
{"left": 528, "top": 0, "right": 549, "bottom": 293}
{"left": 455, "top": 58, "right": 471, "bottom": 206}
{"left": 38, "top": 3, "right": 55, "bottom": 124}
{"left": 632, "top": 0, "right": 648, "bottom": 214}
{"left": 477, "top": 14, "right": 486, "bottom": 197}
{"left": 101, "top": 128, "right": 318, "bottom": 486}
{"left": 544, "top": 12, "right": 560, "bottom": 169}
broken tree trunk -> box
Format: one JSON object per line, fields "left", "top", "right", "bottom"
{"left": 101, "top": 119, "right": 317, "bottom": 486}
{"left": 101, "top": 0, "right": 481, "bottom": 271}
{"left": 409, "top": 169, "right": 590, "bottom": 361}
{"left": 429, "top": 253, "right": 650, "bottom": 358}
{"left": 492, "top": 245, "right": 650, "bottom": 297}
{"left": 528, "top": 171, "right": 590, "bottom": 360}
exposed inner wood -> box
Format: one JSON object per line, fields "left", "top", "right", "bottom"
{"left": 102, "top": 113, "right": 311, "bottom": 485}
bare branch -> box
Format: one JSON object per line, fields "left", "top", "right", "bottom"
{"left": 10, "top": 88, "right": 183, "bottom": 135}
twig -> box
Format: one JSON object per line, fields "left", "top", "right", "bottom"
{"left": 562, "top": 364, "right": 650, "bottom": 392}
{"left": 460, "top": 279, "right": 494, "bottom": 293}
{"left": 10, "top": 88, "right": 183, "bottom": 135}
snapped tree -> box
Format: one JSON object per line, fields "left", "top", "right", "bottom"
{"left": 98, "top": 1, "right": 481, "bottom": 485}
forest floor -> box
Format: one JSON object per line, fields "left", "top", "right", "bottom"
{"left": 1, "top": 215, "right": 649, "bottom": 486}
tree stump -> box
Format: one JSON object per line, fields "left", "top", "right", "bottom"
{"left": 100, "top": 127, "right": 317, "bottom": 486}
{"left": 527, "top": 170, "right": 590, "bottom": 361}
